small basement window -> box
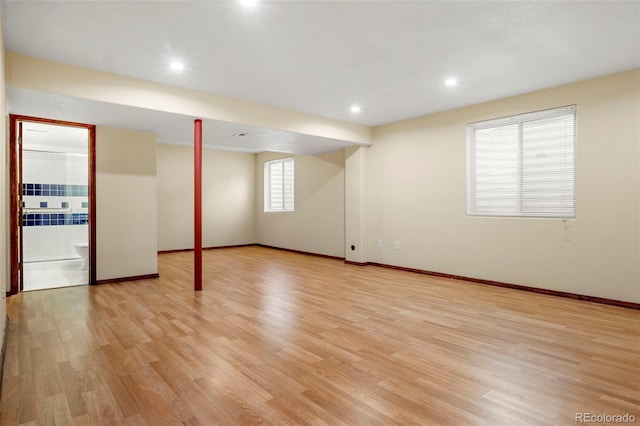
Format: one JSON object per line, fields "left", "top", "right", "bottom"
{"left": 264, "top": 157, "right": 294, "bottom": 212}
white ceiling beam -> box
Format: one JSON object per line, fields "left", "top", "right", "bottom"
{"left": 6, "top": 52, "right": 372, "bottom": 146}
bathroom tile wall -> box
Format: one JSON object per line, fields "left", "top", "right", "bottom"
{"left": 22, "top": 152, "right": 88, "bottom": 209}
{"left": 22, "top": 151, "right": 89, "bottom": 262}
{"left": 23, "top": 226, "right": 89, "bottom": 262}
{"left": 23, "top": 183, "right": 89, "bottom": 227}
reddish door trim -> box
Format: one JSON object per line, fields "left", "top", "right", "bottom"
{"left": 8, "top": 115, "right": 98, "bottom": 296}
{"left": 8, "top": 117, "right": 18, "bottom": 295}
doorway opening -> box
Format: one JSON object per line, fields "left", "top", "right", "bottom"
{"left": 9, "top": 115, "right": 96, "bottom": 294}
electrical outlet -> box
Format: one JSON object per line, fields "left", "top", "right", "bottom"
{"left": 377, "top": 240, "right": 383, "bottom": 249}
{"left": 394, "top": 241, "right": 400, "bottom": 251}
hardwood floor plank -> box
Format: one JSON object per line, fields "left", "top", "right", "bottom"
{"left": 265, "top": 391, "right": 339, "bottom": 426}
{"left": 57, "top": 360, "right": 88, "bottom": 418}
{"left": 123, "top": 347, "right": 193, "bottom": 424}
{"left": 0, "top": 377, "right": 17, "bottom": 425}
{"left": 2, "top": 246, "right": 638, "bottom": 425}
{"left": 240, "top": 362, "right": 307, "bottom": 397}
{"left": 71, "top": 413, "right": 92, "bottom": 426}
{"left": 297, "top": 374, "right": 397, "bottom": 426}
{"left": 376, "top": 378, "right": 484, "bottom": 425}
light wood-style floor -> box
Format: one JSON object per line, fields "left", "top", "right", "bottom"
{"left": 1, "top": 246, "right": 639, "bottom": 425}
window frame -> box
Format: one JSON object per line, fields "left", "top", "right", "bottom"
{"left": 466, "top": 105, "right": 576, "bottom": 219}
{"left": 264, "top": 157, "right": 295, "bottom": 213}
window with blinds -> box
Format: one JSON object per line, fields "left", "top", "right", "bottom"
{"left": 467, "top": 105, "right": 576, "bottom": 218}
{"left": 264, "top": 157, "right": 294, "bottom": 212}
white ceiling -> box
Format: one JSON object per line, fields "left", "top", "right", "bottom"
{"left": 22, "top": 121, "right": 88, "bottom": 154}
{"left": 2, "top": 1, "right": 639, "bottom": 151}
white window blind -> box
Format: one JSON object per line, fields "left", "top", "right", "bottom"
{"left": 467, "top": 105, "right": 576, "bottom": 218}
{"left": 264, "top": 157, "right": 294, "bottom": 212}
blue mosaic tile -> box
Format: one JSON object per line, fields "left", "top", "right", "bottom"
{"left": 22, "top": 183, "right": 88, "bottom": 197}
{"left": 22, "top": 212, "right": 89, "bottom": 227}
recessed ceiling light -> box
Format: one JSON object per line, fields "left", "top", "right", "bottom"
{"left": 350, "top": 105, "right": 361, "bottom": 114}
{"left": 445, "top": 77, "right": 458, "bottom": 87}
{"left": 240, "top": 0, "right": 258, "bottom": 7}
{"left": 170, "top": 62, "right": 184, "bottom": 71}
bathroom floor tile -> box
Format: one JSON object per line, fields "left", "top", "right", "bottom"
{"left": 23, "top": 259, "right": 88, "bottom": 291}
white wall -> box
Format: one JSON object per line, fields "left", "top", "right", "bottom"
{"left": 157, "top": 144, "right": 256, "bottom": 251}
{"left": 256, "top": 151, "right": 345, "bottom": 258}
{"left": 366, "top": 70, "right": 640, "bottom": 303}
{"left": 0, "top": 4, "right": 7, "bottom": 339}
{"left": 96, "top": 126, "right": 158, "bottom": 281}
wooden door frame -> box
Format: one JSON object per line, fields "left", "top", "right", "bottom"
{"left": 8, "top": 115, "right": 97, "bottom": 295}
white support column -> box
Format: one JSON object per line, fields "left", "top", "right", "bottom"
{"left": 345, "top": 146, "right": 367, "bottom": 264}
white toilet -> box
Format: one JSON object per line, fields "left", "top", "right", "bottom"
{"left": 74, "top": 243, "right": 89, "bottom": 270}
